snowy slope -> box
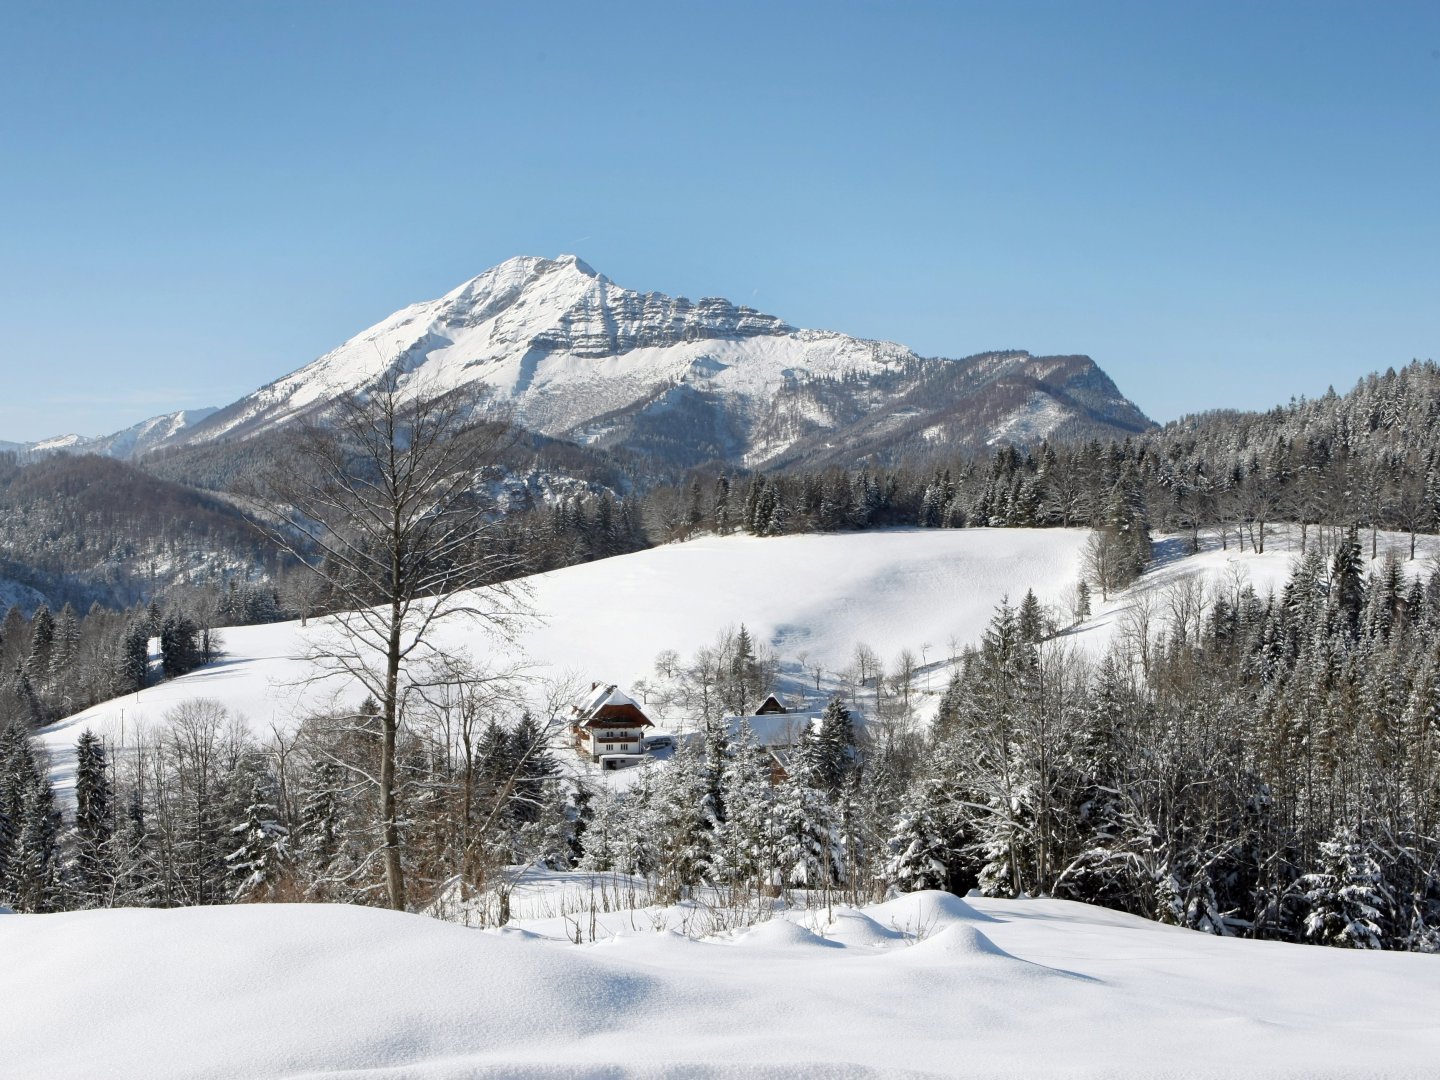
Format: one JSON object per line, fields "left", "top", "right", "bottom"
{"left": 39, "top": 525, "right": 1440, "bottom": 791}
{"left": 169, "top": 254, "right": 921, "bottom": 464}
{"left": 3, "top": 890, "right": 1438, "bottom": 1079}
{"left": 17, "top": 408, "right": 218, "bottom": 460}
{"left": 38, "top": 529, "right": 1091, "bottom": 777}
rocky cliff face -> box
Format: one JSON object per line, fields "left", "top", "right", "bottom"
{"left": 23, "top": 255, "right": 1155, "bottom": 471}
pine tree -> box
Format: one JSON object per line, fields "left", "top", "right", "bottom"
{"left": 810, "top": 698, "right": 856, "bottom": 794}
{"left": 159, "top": 610, "right": 202, "bottom": 678}
{"left": 765, "top": 489, "right": 788, "bottom": 536}
{"left": 746, "top": 481, "right": 777, "bottom": 535}
{"left": 48, "top": 603, "right": 80, "bottom": 711}
{"left": 2, "top": 726, "right": 62, "bottom": 912}
{"left": 686, "top": 480, "right": 704, "bottom": 537}
{"left": 884, "top": 778, "right": 961, "bottom": 893}
{"left": 648, "top": 747, "right": 712, "bottom": 901}
{"left": 70, "top": 729, "right": 115, "bottom": 907}
{"left": 775, "top": 768, "right": 834, "bottom": 889}
{"left": 115, "top": 617, "right": 150, "bottom": 694}
{"left": 0, "top": 724, "right": 20, "bottom": 900}
{"left": 1018, "top": 588, "right": 1044, "bottom": 644}
{"left": 712, "top": 721, "right": 776, "bottom": 893}
{"left": 510, "top": 713, "right": 558, "bottom": 826}
{"left": 227, "top": 780, "right": 291, "bottom": 902}
{"left": 729, "top": 625, "right": 760, "bottom": 714}
{"left": 713, "top": 475, "right": 732, "bottom": 535}
{"left": 26, "top": 604, "right": 54, "bottom": 690}
{"left": 1300, "top": 826, "right": 1392, "bottom": 949}
{"left": 578, "top": 787, "right": 628, "bottom": 873}
{"left": 1330, "top": 535, "right": 1366, "bottom": 631}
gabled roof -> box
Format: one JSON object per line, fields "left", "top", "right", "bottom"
{"left": 723, "top": 711, "right": 822, "bottom": 748}
{"left": 580, "top": 682, "right": 638, "bottom": 714}
{"left": 570, "top": 683, "right": 653, "bottom": 729}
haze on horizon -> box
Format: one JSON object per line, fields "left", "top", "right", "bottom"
{"left": 2, "top": 1, "right": 1437, "bottom": 442}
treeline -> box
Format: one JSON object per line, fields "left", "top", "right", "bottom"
{"left": 581, "top": 538, "right": 1440, "bottom": 951}
{"left": 0, "top": 596, "right": 227, "bottom": 729}
{"left": 0, "top": 696, "right": 577, "bottom": 912}
{"left": 1143, "top": 360, "right": 1440, "bottom": 556}
{"left": 644, "top": 445, "right": 1155, "bottom": 596}
{"left": 910, "top": 537, "right": 1440, "bottom": 950}
{"left": 492, "top": 491, "right": 650, "bottom": 576}
{"left": 645, "top": 360, "right": 1440, "bottom": 562}
{"left": 6, "top": 535, "right": 1440, "bottom": 950}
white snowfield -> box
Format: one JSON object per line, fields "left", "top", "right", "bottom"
{"left": 37, "top": 526, "right": 1440, "bottom": 791}
{"left": 3, "top": 888, "right": 1438, "bottom": 1079}
{"left": 38, "top": 528, "right": 1092, "bottom": 778}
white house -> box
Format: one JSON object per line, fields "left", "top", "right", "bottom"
{"left": 568, "top": 683, "right": 654, "bottom": 763}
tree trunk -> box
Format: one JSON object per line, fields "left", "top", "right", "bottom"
{"left": 382, "top": 606, "right": 407, "bottom": 911}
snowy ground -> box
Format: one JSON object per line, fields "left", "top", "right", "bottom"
{"left": 4, "top": 883, "right": 1438, "bottom": 1079}
{"left": 37, "top": 528, "right": 1092, "bottom": 786}
{"left": 37, "top": 525, "right": 1440, "bottom": 793}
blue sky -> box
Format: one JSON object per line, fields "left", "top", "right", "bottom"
{"left": 2, "top": 1, "right": 1437, "bottom": 441}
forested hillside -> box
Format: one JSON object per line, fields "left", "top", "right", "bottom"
{"left": 652, "top": 360, "right": 1440, "bottom": 559}
{"left": 0, "top": 452, "right": 284, "bottom": 610}
{"left": 2, "top": 362, "right": 1439, "bottom": 955}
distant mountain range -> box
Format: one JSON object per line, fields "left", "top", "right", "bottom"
{"left": 8, "top": 255, "right": 1153, "bottom": 471}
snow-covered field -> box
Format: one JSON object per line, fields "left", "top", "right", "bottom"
{"left": 38, "top": 525, "right": 1440, "bottom": 792}
{"left": 38, "top": 528, "right": 1092, "bottom": 780}
{"left": 17, "top": 525, "right": 1440, "bottom": 1077}
{"left": 4, "top": 884, "right": 1438, "bottom": 1079}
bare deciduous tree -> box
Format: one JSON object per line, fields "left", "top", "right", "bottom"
{"left": 246, "top": 373, "right": 528, "bottom": 910}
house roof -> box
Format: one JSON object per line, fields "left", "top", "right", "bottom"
{"left": 723, "top": 711, "right": 822, "bottom": 748}
{"left": 571, "top": 683, "right": 653, "bottom": 729}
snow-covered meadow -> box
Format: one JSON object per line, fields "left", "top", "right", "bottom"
{"left": 14, "top": 525, "right": 1440, "bottom": 1077}
{"left": 4, "top": 884, "right": 1438, "bottom": 1079}
{"left": 37, "top": 528, "right": 1091, "bottom": 783}
{"left": 37, "top": 525, "right": 1440, "bottom": 793}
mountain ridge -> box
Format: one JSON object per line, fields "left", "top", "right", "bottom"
{"left": 15, "top": 255, "right": 1154, "bottom": 470}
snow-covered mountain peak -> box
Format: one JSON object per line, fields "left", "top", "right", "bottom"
{"left": 437, "top": 253, "right": 599, "bottom": 311}
{"left": 27, "top": 256, "right": 1154, "bottom": 468}
{"left": 181, "top": 254, "right": 814, "bottom": 449}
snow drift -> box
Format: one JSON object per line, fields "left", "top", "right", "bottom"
{"left": 3, "top": 889, "right": 1437, "bottom": 1079}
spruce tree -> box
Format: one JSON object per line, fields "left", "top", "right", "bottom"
{"left": 1301, "top": 826, "right": 1392, "bottom": 949}
{"left": 26, "top": 604, "right": 54, "bottom": 691}
{"left": 227, "top": 780, "right": 291, "bottom": 902}
{"left": 885, "top": 778, "right": 961, "bottom": 893}
{"left": 1018, "top": 589, "right": 1044, "bottom": 644}
{"left": 713, "top": 475, "right": 731, "bottom": 535}
{"left": 71, "top": 729, "right": 115, "bottom": 907}
{"left": 159, "top": 611, "right": 202, "bottom": 678}
{"left": 2, "top": 727, "right": 62, "bottom": 912}
{"left": 713, "top": 720, "right": 775, "bottom": 892}
{"left": 115, "top": 617, "right": 150, "bottom": 694}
